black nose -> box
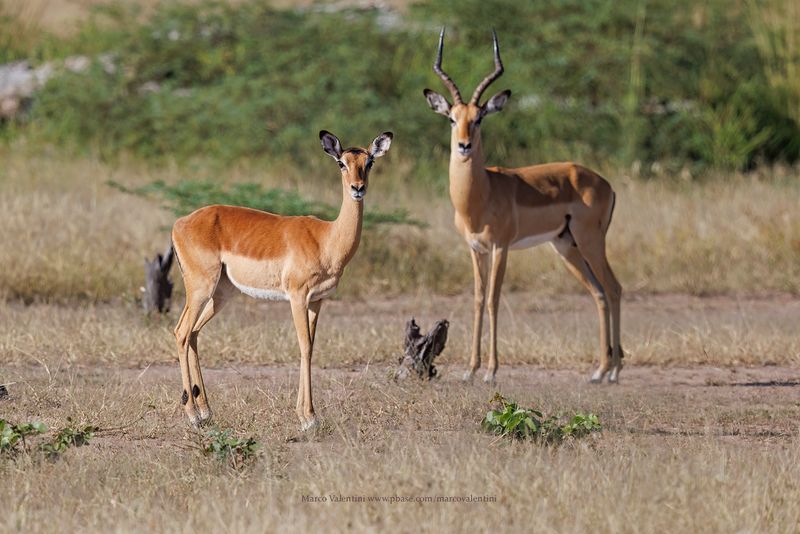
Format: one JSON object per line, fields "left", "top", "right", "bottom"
{"left": 351, "top": 184, "right": 365, "bottom": 193}
{"left": 458, "top": 142, "right": 471, "bottom": 151}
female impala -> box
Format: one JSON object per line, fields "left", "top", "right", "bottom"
{"left": 171, "top": 130, "right": 393, "bottom": 429}
{"left": 423, "top": 29, "right": 624, "bottom": 384}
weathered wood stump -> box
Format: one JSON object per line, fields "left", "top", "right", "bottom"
{"left": 143, "top": 245, "right": 174, "bottom": 314}
{"left": 395, "top": 318, "right": 449, "bottom": 380}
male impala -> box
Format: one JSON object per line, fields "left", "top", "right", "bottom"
{"left": 171, "top": 130, "right": 393, "bottom": 428}
{"left": 423, "top": 29, "right": 624, "bottom": 383}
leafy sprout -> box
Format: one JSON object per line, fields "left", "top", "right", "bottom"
{"left": 0, "top": 419, "right": 47, "bottom": 455}
{"left": 203, "top": 428, "right": 259, "bottom": 470}
{"left": 482, "top": 393, "right": 601, "bottom": 444}
{"left": 39, "top": 418, "right": 98, "bottom": 458}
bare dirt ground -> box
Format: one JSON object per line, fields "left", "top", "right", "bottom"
{"left": 1, "top": 293, "right": 799, "bottom": 532}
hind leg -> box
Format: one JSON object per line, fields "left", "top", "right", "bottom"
{"left": 568, "top": 223, "right": 623, "bottom": 383}
{"left": 551, "top": 235, "right": 611, "bottom": 383}
{"left": 603, "top": 259, "right": 624, "bottom": 382}
{"left": 175, "top": 290, "right": 214, "bottom": 426}
{"left": 173, "top": 244, "right": 223, "bottom": 425}
{"left": 186, "top": 272, "right": 237, "bottom": 424}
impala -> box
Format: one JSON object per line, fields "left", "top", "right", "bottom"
{"left": 171, "top": 130, "right": 393, "bottom": 428}
{"left": 423, "top": 29, "right": 624, "bottom": 383}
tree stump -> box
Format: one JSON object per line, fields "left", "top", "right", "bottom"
{"left": 142, "top": 244, "right": 174, "bottom": 314}
{"left": 395, "top": 318, "right": 449, "bottom": 380}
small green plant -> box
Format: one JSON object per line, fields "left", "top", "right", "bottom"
{"left": 204, "top": 428, "right": 259, "bottom": 470}
{"left": 39, "top": 418, "right": 97, "bottom": 458}
{"left": 107, "top": 179, "right": 424, "bottom": 228}
{"left": 481, "top": 393, "right": 601, "bottom": 444}
{"left": 0, "top": 419, "right": 47, "bottom": 455}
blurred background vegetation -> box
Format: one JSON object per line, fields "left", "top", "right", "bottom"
{"left": 0, "top": 0, "right": 799, "bottom": 303}
{"left": 2, "top": 0, "right": 799, "bottom": 175}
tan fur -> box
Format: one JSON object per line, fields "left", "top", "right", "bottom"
{"left": 171, "top": 133, "right": 391, "bottom": 427}
{"left": 426, "top": 34, "right": 624, "bottom": 384}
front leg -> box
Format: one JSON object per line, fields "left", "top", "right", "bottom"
{"left": 290, "top": 295, "right": 318, "bottom": 431}
{"left": 296, "top": 300, "right": 322, "bottom": 424}
{"left": 485, "top": 245, "right": 508, "bottom": 383}
{"left": 465, "top": 248, "right": 489, "bottom": 381}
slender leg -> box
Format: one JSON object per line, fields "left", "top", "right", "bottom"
{"left": 174, "top": 292, "right": 212, "bottom": 426}
{"left": 568, "top": 226, "right": 620, "bottom": 383}
{"left": 290, "top": 294, "right": 317, "bottom": 430}
{"left": 551, "top": 236, "right": 611, "bottom": 383}
{"left": 484, "top": 246, "right": 508, "bottom": 382}
{"left": 173, "top": 304, "right": 199, "bottom": 424}
{"left": 297, "top": 300, "right": 322, "bottom": 421}
{"left": 603, "top": 259, "right": 624, "bottom": 382}
{"left": 465, "top": 249, "right": 489, "bottom": 381}
{"left": 186, "top": 274, "right": 236, "bottom": 424}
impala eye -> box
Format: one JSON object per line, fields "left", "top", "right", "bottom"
{"left": 449, "top": 117, "right": 456, "bottom": 127}
{"left": 365, "top": 159, "right": 373, "bottom": 170}
{"left": 337, "top": 161, "right": 346, "bottom": 170}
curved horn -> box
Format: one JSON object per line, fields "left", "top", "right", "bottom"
{"left": 433, "top": 27, "right": 463, "bottom": 105}
{"left": 470, "top": 29, "right": 504, "bottom": 105}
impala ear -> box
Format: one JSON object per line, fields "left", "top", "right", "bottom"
{"left": 369, "top": 132, "right": 393, "bottom": 158}
{"left": 423, "top": 89, "right": 451, "bottom": 117}
{"left": 319, "top": 130, "right": 343, "bottom": 160}
{"left": 482, "top": 89, "right": 511, "bottom": 117}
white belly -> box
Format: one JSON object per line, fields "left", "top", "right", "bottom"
{"left": 227, "top": 270, "right": 289, "bottom": 301}
{"left": 509, "top": 227, "right": 564, "bottom": 250}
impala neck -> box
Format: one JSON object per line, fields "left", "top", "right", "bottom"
{"left": 329, "top": 184, "right": 364, "bottom": 266}
{"left": 449, "top": 135, "right": 490, "bottom": 228}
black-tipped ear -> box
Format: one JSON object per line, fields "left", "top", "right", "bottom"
{"left": 482, "top": 89, "right": 511, "bottom": 117}
{"left": 369, "top": 132, "right": 393, "bottom": 158}
{"left": 423, "top": 89, "right": 451, "bottom": 117}
{"left": 319, "top": 130, "right": 342, "bottom": 160}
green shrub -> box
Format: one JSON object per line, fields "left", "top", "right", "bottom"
{"left": 0, "top": 420, "right": 47, "bottom": 455}
{"left": 204, "top": 428, "right": 259, "bottom": 470}
{"left": 5, "top": 0, "right": 798, "bottom": 173}
{"left": 39, "top": 419, "right": 97, "bottom": 458}
{"left": 481, "top": 393, "right": 601, "bottom": 444}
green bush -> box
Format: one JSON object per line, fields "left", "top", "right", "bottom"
{"left": 6, "top": 0, "right": 799, "bottom": 173}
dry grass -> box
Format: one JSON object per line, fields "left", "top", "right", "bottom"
{"left": 1, "top": 348, "right": 798, "bottom": 532}
{"left": 1, "top": 144, "right": 799, "bottom": 303}
{"left": 2, "top": 211, "right": 799, "bottom": 532}
{"left": 2, "top": 5, "right": 798, "bottom": 530}
{"left": 1, "top": 293, "right": 799, "bottom": 370}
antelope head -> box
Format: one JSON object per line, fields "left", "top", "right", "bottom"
{"left": 423, "top": 28, "right": 511, "bottom": 159}
{"left": 319, "top": 130, "right": 394, "bottom": 202}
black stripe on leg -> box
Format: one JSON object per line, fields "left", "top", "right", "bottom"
{"left": 181, "top": 390, "right": 189, "bottom": 405}
{"left": 192, "top": 385, "right": 200, "bottom": 398}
